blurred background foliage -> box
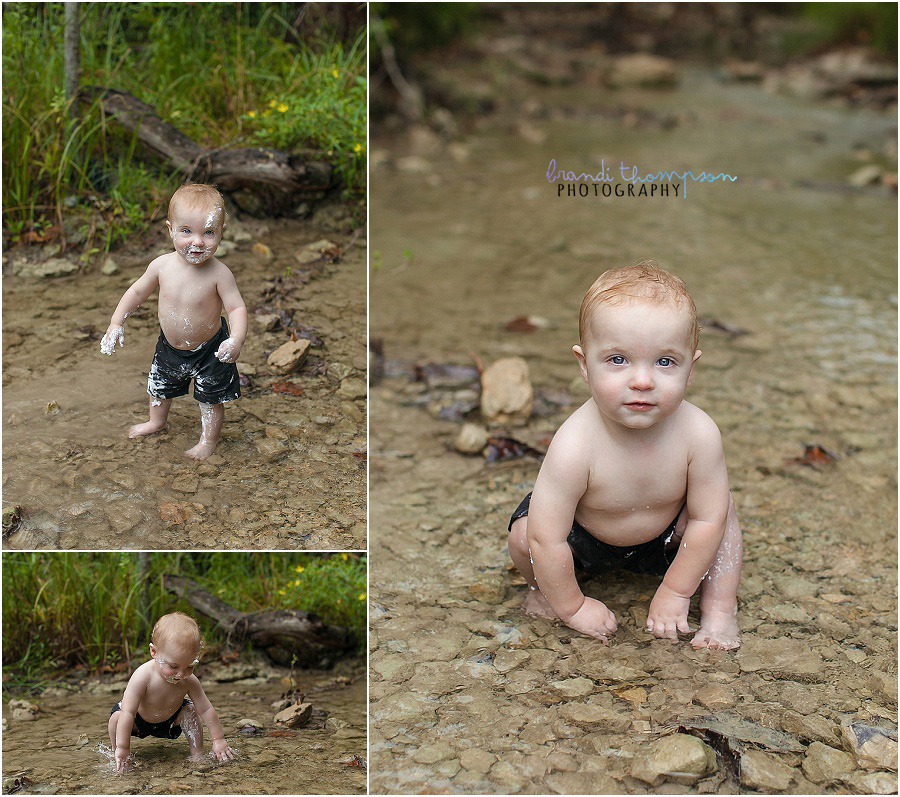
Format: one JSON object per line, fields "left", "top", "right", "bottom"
{"left": 2, "top": 552, "right": 366, "bottom": 690}
{"left": 2, "top": 2, "right": 365, "bottom": 261}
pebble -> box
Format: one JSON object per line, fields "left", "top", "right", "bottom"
{"left": 480, "top": 357, "right": 533, "bottom": 424}
{"left": 273, "top": 702, "right": 312, "bottom": 728}
{"left": 338, "top": 378, "right": 366, "bottom": 400}
{"left": 801, "top": 741, "right": 857, "bottom": 783}
{"left": 549, "top": 676, "right": 595, "bottom": 698}
{"left": 841, "top": 721, "right": 898, "bottom": 771}
{"left": 630, "top": 734, "right": 716, "bottom": 785}
{"left": 459, "top": 748, "right": 495, "bottom": 773}
{"left": 557, "top": 703, "right": 630, "bottom": 731}
{"left": 101, "top": 256, "right": 119, "bottom": 275}
{"left": 739, "top": 749, "right": 797, "bottom": 791}
{"left": 694, "top": 682, "right": 736, "bottom": 709}
{"left": 267, "top": 339, "right": 312, "bottom": 375}
{"left": 455, "top": 423, "right": 488, "bottom": 454}
{"left": 609, "top": 53, "right": 679, "bottom": 88}
{"left": 412, "top": 742, "right": 452, "bottom": 764}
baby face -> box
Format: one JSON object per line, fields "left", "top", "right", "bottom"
{"left": 166, "top": 203, "right": 224, "bottom": 266}
{"left": 149, "top": 642, "right": 201, "bottom": 685}
{"left": 574, "top": 299, "right": 700, "bottom": 431}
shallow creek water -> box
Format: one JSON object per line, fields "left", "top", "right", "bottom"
{"left": 3, "top": 217, "right": 366, "bottom": 550}
{"left": 369, "top": 68, "right": 897, "bottom": 793}
{"left": 2, "top": 663, "right": 365, "bottom": 794}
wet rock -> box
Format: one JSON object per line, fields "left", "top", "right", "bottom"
{"left": 252, "top": 242, "right": 273, "bottom": 260}
{"left": 549, "top": 676, "right": 595, "bottom": 698}
{"left": 558, "top": 703, "right": 630, "bottom": 731}
{"left": 609, "top": 54, "right": 679, "bottom": 89}
{"left": 214, "top": 240, "right": 236, "bottom": 257}
{"left": 840, "top": 771, "right": 898, "bottom": 794}
{"left": 236, "top": 718, "right": 263, "bottom": 734}
{"left": 254, "top": 314, "right": 281, "bottom": 333}
{"left": 455, "top": 423, "right": 488, "bottom": 454}
{"left": 326, "top": 362, "right": 354, "bottom": 383}
{"left": 13, "top": 257, "right": 78, "bottom": 278}
{"left": 546, "top": 771, "right": 618, "bottom": 794}
{"left": 412, "top": 742, "right": 452, "bottom": 764}
{"left": 801, "top": 741, "right": 856, "bottom": 784}
{"left": 338, "top": 378, "right": 366, "bottom": 400}
{"left": 631, "top": 733, "right": 716, "bottom": 785}
{"left": 849, "top": 164, "right": 883, "bottom": 188}
{"left": 739, "top": 749, "right": 796, "bottom": 792}
{"left": 480, "top": 357, "right": 533, "bottom": 424}
{"left": 466, "top": 579, "right": 505, "bottom": 604}
{"left": 255, "top": 438, "right": 289, "bottom": 463}
{"left": 776, "top": 709, "right": 840, "bottom": 746}
{"left": 841, "top": 721, "right": 898, "bottom": 771}
{"left": 274, "top": 702, "right": 312, "bottom": 728}
{"left": 9, "top": 699, "right": 39, "bottom": 721}
{"left": 459, "top": 748, "right": 495, "bottom": 773}
{"left": 267, "top": 339, "right": 311, "bottom": 374}
{"left": 694, "top": 683, "right": 736, "bottom": 709}
{"left": 737, "top": 637, "right": 825, "bottom": 680}
{"left": 504, "top": 669, "right": 543, "bottom": 695}
{"left": 492, "top": 650, "right": 530, "bottom": 674}
{"left": 101, "top": 256, "right": 119, "bottom": 275}
{"left": 159, "top": 502, "right": 189, "bottom": 525}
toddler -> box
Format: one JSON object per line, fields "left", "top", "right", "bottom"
{"left": 101, "top": 183, "right": 247, "bottom": 460}
{"left": 108, "top": 612, "right": 235, "bottom": 772}
{"left": 508, "top": 261, "right": 742, "bottom": 649}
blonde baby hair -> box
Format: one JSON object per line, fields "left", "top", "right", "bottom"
{"left": 151, "top": 612, "right": 203, "bottom": 654}
{"left": 168, "top": 183, "right": 225, "bottom": 226}
{"left": 579, "top": 259, "right": 700, "bottom": 350}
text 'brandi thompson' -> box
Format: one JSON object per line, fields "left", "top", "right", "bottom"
{"left": 546, "top": 159, "right": 737, "bottom": 198}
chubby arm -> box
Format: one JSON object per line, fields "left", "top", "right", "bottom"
{"left": 186, "top": 678, "right": 235, "bottom": 762}
{"left": 114, "top": 670, "right": 149, "bottom": 772}
{"left": 527, "top": 421, "right": 618, "bottom": 640}
{"left": 647, "top": 414, "right": 730, "bottom": 639}
{"left": 101, "top": 260, "right": 161, "bottom": 355}
{"left": 214, "top": 266, "right": 247, "bottom": 364}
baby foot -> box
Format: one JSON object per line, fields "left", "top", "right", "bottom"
{"left": 522, "top": 588, "right": 559, "bottom": 620}
{"left": 691, "top": 608, "right": 740, "bottom": 650}
{"left": 128, "top": 420, "right": 166, "bottom": 438}
{"left": 184, "top": 440, "right": 216, "bottom": 460}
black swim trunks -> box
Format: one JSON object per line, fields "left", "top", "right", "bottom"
{"left": 147, "top": 318, "right": 240, "bottom": 404}
{"left": 110, "top": 698, "right": 191, "bottom": 739}
{"left": 508, "top": 492, "right": 684, "bottom": 576}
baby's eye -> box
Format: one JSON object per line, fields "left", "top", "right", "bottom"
{"left": 610, "top": 355, "right": 626, "bottom": 365}
{"left": 180, "top": 228, "right": 191, "bottom": 235}
{"left": 204, "top": 230, "right": 215, "bottom": 236}
{"left": 657, "top": 357, "right": 674, "bottom": 367}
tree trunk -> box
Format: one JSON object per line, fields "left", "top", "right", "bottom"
{"left": 81, "top": 87, "right": 333, "bottom": 211}
{"left": 161, "top": 575, "right": 355, "bottom": 667}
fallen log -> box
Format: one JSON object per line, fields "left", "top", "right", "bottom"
{"left": 81, "top": 87, "right": 334, "bottom": 210}
{"left": 162, "top": 574, "right": 355, "bottom": 667}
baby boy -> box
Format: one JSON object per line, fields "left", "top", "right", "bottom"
{"left": 508, "top": 261, "right": 742, "bottom": 649}
{"left": 108, "top": 612, "right": 235, "bottom": 772}
{"left": 101, "top": 183, "right": 247, "bottom": 460}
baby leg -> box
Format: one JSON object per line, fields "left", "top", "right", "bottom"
{"left": 178, "top": 703, "right": 204, "bottom": 760}
{"left": 692, "top": 494, "right": 743, "bottom": 650}
{"left": 185, "top": 402, "right": 224, "bottom": 460}
{"left": 508, "top": 516, "right": 559, "bottom": 620}
{"left": 129, "top": 398, "right": 172, "bottom": 438}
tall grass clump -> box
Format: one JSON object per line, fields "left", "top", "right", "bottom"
{"left": 2, "top": 552, "right": 366, "bottom": 690}
{"left": 2, "top": 3, "right": 366, "bottom": 260}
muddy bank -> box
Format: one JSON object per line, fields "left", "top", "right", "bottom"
{"left": 368, "top": 28, "right": 896, "bottom": 797}
{"left": 2, "top": 659, "right": 366, "bottom": 795}
{"left": 3, "top": 213, "right": 365, "bottom": 550}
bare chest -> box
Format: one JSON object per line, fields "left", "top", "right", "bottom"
{"left": 139, "top": 678, "right": 190, "bottom": 722}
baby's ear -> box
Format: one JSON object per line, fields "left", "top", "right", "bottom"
{"left": 572, "top": 344, "right": 588, "bottom": 382}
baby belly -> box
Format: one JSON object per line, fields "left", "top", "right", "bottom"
{"left": 159, "top": 316, "right": 220, "bottom": 350}
{"left": 574, "top": 506, "right": 682, "bottom": 546}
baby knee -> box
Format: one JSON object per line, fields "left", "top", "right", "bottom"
{"left": 508, "top": 516, "right": 529, "bottom": 550}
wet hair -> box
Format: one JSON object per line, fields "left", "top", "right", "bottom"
{"left": 151, "top": 612, "right": 203, "bottom": 654}
{"left": 168, "top": 183, "right": 225, "bottom": 228}
{"left": 578, "top": 259, "right": 699, "bottom": 350}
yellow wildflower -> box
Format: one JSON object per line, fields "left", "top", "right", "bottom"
{"left": 262, "top": 109, "right": 271, "bottom": 117}
{"left": 295, "top": 565, "right": 305, "bottom": 574}
{"left": 358, "top": 593, "right": 365, "bottom": 601}
{"left": 331, "top": 68, "right": 339, "bottom": 78}
{"left": 277, "top": 103, "right": 288, "bottom": 113}
{"left": 247, "top": 110, "right": 256, "bottom": 118}
{"left": 340, "top": 553, "right": 348, "bottom": 560}
{"left": 277, "top": 589, "right": 285, "bottom": 595}
{"left": 268, "top": 99, "right": 277, "bottom": 108}
{"left": 353, "top": 143, "right": 362, "bottom": 153}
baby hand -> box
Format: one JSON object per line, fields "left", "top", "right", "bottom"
{"left": 114, "top": 745, "right": 131, "bottom": 773}
{"left": 100, "top": 324, "right": 125, "bottom": 356}
{"left": 646, "top": 583, "right": 693, "bottom": 641}
{"left": 214, "top": 337, "right": 240, "bottom": 364}
{"left": 564, "top": 597, "right": 618, "bottom": 642}
{"left": 211, "top": 737, "right": 236, "bottom": 762}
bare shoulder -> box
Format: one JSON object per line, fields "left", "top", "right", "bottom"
{"left": 678, "top": 401, "right": 724, "bottom": 456}
{"left": 538, "top": 402, "right": 596, "bottom": 485}
{"left": 123, "top": 660, "right": 153, "bottom": 694}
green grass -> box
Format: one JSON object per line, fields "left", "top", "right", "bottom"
{"left": 2, "top": 3, "right": 366, "bottom": 263}
{"left": 2, "top": 553, "right": 366, "bottom": 691}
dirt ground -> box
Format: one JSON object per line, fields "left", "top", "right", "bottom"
{"left": 368, "top": 11, "right": 897, "bottom": 795}
{"left": 2, "top": 657, "right": 366, "bottom": 794}
{"left": 2, "top": 212, "right": 366, "bottom": 550}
